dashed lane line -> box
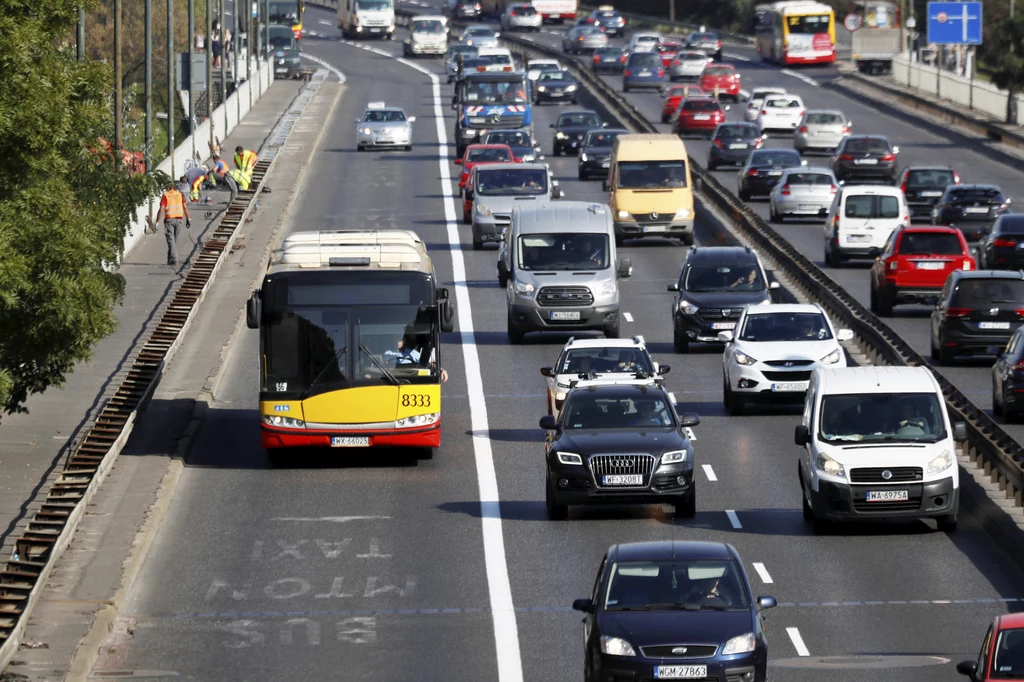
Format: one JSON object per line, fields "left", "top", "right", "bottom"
{"left": 787, "top": 627, "right": 811, "bottom": 657}
{"left": 752, "top": 562, "right": 773, "bottom": 584}
{"left": 702, "top": 464, "right": 717, "bottom": 482}
{"left": 623, "top": 312, "right": 633, "bottom": 322}
{"left": 725, "top": 509, "right": 742, "bottom": 529}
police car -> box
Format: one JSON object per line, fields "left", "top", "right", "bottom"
{"left": 540, "top": 336, "right": 671, "bottom": 415}
{"left": 355, "top": 102, "right": 416, "bottom": 151}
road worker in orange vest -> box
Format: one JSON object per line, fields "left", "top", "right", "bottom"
{"left": 156, "top": 182, "right": 191, "bottom": 266}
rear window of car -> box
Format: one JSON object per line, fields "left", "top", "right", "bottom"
{"left": 907, "top": 169, "right": 955, "bottom": 187}
{"left": 750, "top": 150, "right": 802, "bottom": 166}
{"left": 692, "top": 32, "right": 718, "bottom": 41}
{"left": 717, "top": 125, "right": 758, "bottom": 140}
{"left": 512, "top": 5, "right": 537, "bottom": 14}
{"left": 765, "top": 97, "right": 800, "bottom": 108}
{"left": 844, "top": 138, "right": 891, "bottom": 154}
{"left": 596, "top": 47, "right": 623, "bottom": 56}
{"left": 704, "top": 66, "right": 734, "bottom": 77}
{"left": 898, "top": 232, "right": 963, "bottom": 255}
{"left": 597, "top": 10, "right": 619, "bottom": 18}
{"left": 996, "top": 217, "right": 1024, "bottom": 235}
{"left": 806, "top": 112, "right": 843, "bottom": 124}
{"left": 682, "top": 52, "right": 707, "bottom": 61}
{"left": 948, "top": 188, "right": 1004, "bottom": 203}
{"left": 952, "top": 278, "right": 1024, "bottom": 306}
{"left": 844, "top": 195, "right": 900, "bottom": 219}
{"left": 628, "top": 53, "right": 661, "bottom": 67}
{"left": 683, "top": 100, "right": 721, "bottom": 111}
{"left": 786, "top": 172, "right": 833, "bottom": 186}
{"left": 467, "top": 147, "right": 512, "bottom": 162}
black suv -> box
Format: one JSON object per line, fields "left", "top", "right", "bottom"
{"left": 551, "top": 109, "right": 604, "bottom": 156}
{"left": 830, "top": 135, "right": 899, "bottom": 184}
{"left": 669, "top": 246, "right": 781, "bottom": 352}
{"left": 737, "top": 149, "right": 804, "bottom": 200}
{"left": 931, "top": 184, "right": 1011, "bottom": 243}
{"left": 930, "top": 270, "right": 1024, "bottom": 364}
{"left": 578, "top": 127, "right": 628, "bottom": 180}
{"left": 540, "top": 384, "right": 699, "bottom": 519}
{"left": 897, "top": 165, "right": 960, "bottom": 220}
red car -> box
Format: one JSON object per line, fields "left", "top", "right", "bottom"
{"left": 661, "top": 84, "right": 707, "bottom": 123}
{"left": 462, "top": 169, "right": 477, "bottom": 224}
{"left": 698, "top": 64, "right": 741, "bottom": 102}
{"left": 656, "top": 41, "right": 681, "bottom": 68}
{"left": 455, "top": 144, "right": 515, "bottom": 190}
{"left": 868, "top": 226, "right": 975, "bottom": 316}
{"left": 672, "top": 96, "right": 727, "bottom": 137}
{"left": 957, "top": 613, "right": 1024, "bottom": 681}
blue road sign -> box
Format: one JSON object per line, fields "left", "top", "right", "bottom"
{"left": 927, "top": 2, "right": 983, "bottom": 45}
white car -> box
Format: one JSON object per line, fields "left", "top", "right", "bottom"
{"left": 540, "top": 336, "right": 670, "bottom": 415}
{"left": 824, "top": 185, "right": 910, "bottom": 267}
{"left": 527, "top": 58, "right": 563, "bottom": 81}
{"left": 743, "top": 86, "right": 787, "bottom": 122}
{"left": 720, "top": 303, "right": 853, "bottom": 415}
{"left": 460, "top": 24, "right": 500, "bottom": 48}
{"left": 768, "top": 167, "right": 838, "bottom": 222}
{"left": 500, "top": 3, "right": 542, "bottom": 31}
{"left": 627, "top": 32, "right": 661, "bottom": 53}
{"left": 756, "top": 94, "right": 805, "bottom": 133}
{"left": 477, "top": 46, "right": 515, "bottom": 72}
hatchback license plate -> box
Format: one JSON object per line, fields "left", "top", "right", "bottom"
{"left": 550, "top": 311, "right": 581, "bottom": 321}
{"left": 712, "top": 322, "right": 737, "bottom": 330}
{"left": 331, "top": 436, "right": 369, "bottom": 447}
{"left": 855, "top": 158, "right": 879, "bottom": 165}
{"left": 965, "top": 207, "right": 989, "bottom": 214}
{"left": 916, "top": 261, "right": 945, "bottom": 269}
{"left": 603, "top": 474, "right": 643, "bottom": 486}
{"left": 772, "top": 381, "right": 809, "bottom": 392}
{"left": 639, "top": 70, "right": 652, "bottom": 76}
{"left": 866, "top": 490, "right": 909, "bottom": 502}
{"left": 979, "top": 321, "right": 1010, "bottom": 330}
{"left": 729, "top": 143, "right": 748, "bottom": 149}
{"left": 655, "top": 665, "right": 708, "bottom": 679}
{"left": 693, "top": 114, "right": 711, "bottom": 120}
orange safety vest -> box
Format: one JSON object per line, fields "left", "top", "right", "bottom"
{"left": 161, "top": 188, "right": 185, "bottom": 219}
{"left": 213, "top": 159, "right": 228, "bottom": 177}
{"left": 234, "top": 149, "right": 258, "bottom": 173}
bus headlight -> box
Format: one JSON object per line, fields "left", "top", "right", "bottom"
{"left": 396, "top": 413, "right": 440, "bottom": 428}
{"left": 263, "top": 415, "right": 305, "bottom": 429}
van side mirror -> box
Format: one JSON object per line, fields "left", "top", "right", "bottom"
{"left": 246, "top": 290, "right": 262, "bottom": 329}
{"left": 794, "top": 424, "right": 810, "bottom": 446}
{"left": 953, "top": 421, "right": 968, "bottom": 442}
{"left": 572, "top": 598, "right": 594, "bottom": 613}
{"left": 540, "top": 367, "right": 554, "bottom": 377}
{"left": 618, "top": 258, "right": 633, "bottom": 279}
{"left": 539, "top": 415, "right": 558, "bottom": 430}
{"left": 667, "top": 282, "right": 679, "bottom": 292}
{"left": 717, "top": 330, "right": 734, "bottom": 342}
{"left": 837, "top": 329, "right": 854, "bottom": 342}
{"left": 679, "top": 412, "right": 700, "bottom": 427}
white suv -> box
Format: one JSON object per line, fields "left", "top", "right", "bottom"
{"left": 824, "top": 185, "right": 909, "bottom": 267}
{"left": 540, "top": 336, "right": 670, "bottom": 415}
{"left": 719, "top": 303, "right": 853, "bottom": 415}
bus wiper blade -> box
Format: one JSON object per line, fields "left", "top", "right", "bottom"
{"left": 300, "top": 348, "right": 348, "bottom": 400}
{"left": 359, "top": 344, "right": 404, "bottom": 385}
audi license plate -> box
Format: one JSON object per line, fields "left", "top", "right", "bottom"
{"left": 772, "top": 381, "right": 809, "bottom": 392}
{"left": 603, "top": 474, "right": 643, "bottom": 486}
{"left": 855, "top": 158, "right": 878, "bottom": 165}
{"left": 331, "top": 436, "right": 370, "bottom": 447}
{"left": 866, "top": 490, "right": 909, "bottom": 502}
{"left": 550, "top": 311, "right": 581, "bottom": 321}
{"left": 979, "top": 321, "right": 1011, "bottom": 330}
{"left": 712, "top": 322, "right": 737, "bottom": 330}
{"left": 916, "top": 261, "right": 945, "bottom": 269}
{"left": 655, "top": 665, "right": 708, "bottom": 679}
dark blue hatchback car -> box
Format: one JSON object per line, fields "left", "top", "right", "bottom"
{"left": 623, "top": 52, "right": 665, "bottom": 93}
{"left": 573, "top": 541, "right": 776, "bottom": 682}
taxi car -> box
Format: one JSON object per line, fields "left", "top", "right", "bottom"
{"left": 355, "top": 102, "right": 415, "bottom": 151}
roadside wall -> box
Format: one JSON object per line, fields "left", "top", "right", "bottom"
{"left": 891, "top": 54, "right": 1024, "bottom": 125}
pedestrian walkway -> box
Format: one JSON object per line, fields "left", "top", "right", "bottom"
{"left": 0, "top": 78, "right": 304, "bottom": 561}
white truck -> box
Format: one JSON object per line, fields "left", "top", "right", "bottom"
{"left": 338, "top": 0, "right": 396, "bottom": 40}
{"left": 847, "top": 0, "right": 902, "bottom": 74}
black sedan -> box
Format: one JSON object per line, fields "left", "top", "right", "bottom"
{"left": 737, "top": 148, "right": 805, "bottom": 200}
{"left": 573, "top": 541, "right": 776, "bottom": 682}
{"left": 979, "top": 215, "right": 1024, "bottom": 269}
{"left": 930, "top": 270, "right": 1024, "bottom": 365}
{"left": 708, "top": 122, "right": 763, "bottom": 170}
{"left": 831, "top": 135, "right": 899, "bottom": 184}
{"left": 592, "top": 46, "right": 627, "bottom": 74}
{"left": 578, "top": 127, "right": 628, "bottom": 180}
{"left": 534, "top": 70, "right": 579, "bottom": 104}
{"left": 551, "top": 109, "right": 604, "bottom": 156}
{"left": 931, "top": 184, "right": 1012, "bottom": 243}
{"left": 993, "top": 326, "right": 1024, "bottom": 422}
{"left": 540, "top": 384, "right": 699, "bottom": 519}
{"left": 897, "top": 165, "right": 960, "bottom": 220}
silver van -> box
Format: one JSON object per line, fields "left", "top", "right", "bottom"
{"left": 498, "top": 202, "right": 632, "bottom": 343}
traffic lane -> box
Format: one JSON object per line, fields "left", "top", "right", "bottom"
{"left": 115, "top": 40, "right": 500, "bottom": 681}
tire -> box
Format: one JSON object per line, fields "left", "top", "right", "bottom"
{"left": 673, "top": 328, "right": 690, "bottom": 353}
{"left": 877, "top": 287, "right": 894, "bottom": 317}
{"left": 463, "top": 211, "right": 471, "bottom": 225}
{"left": 812, "top": 516, "right": 831, "bottom": 535}
{"left": 674, "top": 488, "right": 696, "bottom": 518}
{"left": 546, "top": 481, "right": 569, "bottom": 520}
{"left": 994, "top": 388, "right": 1004, "bottom": 416}
{"left": 707, "top": 161, "right": 717, "bottom": 171}
{"left": 416, "top": 447, "right": 434, "bottom": 460}
{"left": 725, "top": 381, "right": 744, "bottom": 416}
{"left": 615, "top": 233, "right": 624, "bottom": 247}
{"left": 934, "top": 341, "right": 954, "bottom": 366}
{"left": 937, "top": 514, "right": 958, "bottom": 533}
{"left": 553, "top": 145, "right": 562, "bottom": 157}
{"left": 266, "top": 448, "right": 290, "bottom": 468}
{"left": 356, "top": 145, "right": 365, "bottom": 152}
{"left": 869, "top": 284, "right": 878, "bottom": 313}
{"left": 769, "top": 205, "right": 780, "bottom": 223}
{"left": 681, "top": 232, "right": 694, "bottom": 246}
{"left": 662, "top": 113, "right": 670, "bottom": 124}
{"left": 623, "top": 83, "right": 630, "bottom": 93}
{"left": 507, "top": 312, "right": 526, "bottom": 344}
{"left": 472, "top": 234, "right": 484, "bottom": 250}
{"left": 802, "top": 486, "right": 815, "bottom": 521}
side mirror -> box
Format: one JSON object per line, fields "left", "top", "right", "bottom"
{"left": 354, "top": 118, "right": 362, "bottom": 123}
{"left": 245, "top": 290, "right": 261, "bottom": 329}
{"left": 757, "top": 596, "right": 777, "bottom": 611}
{"left": 454, "top": 158, "right": 463, "bottom": 165}
{"left": 602, "top": 179, "right": 611, "bottom": 191}
{"left": 956, "top": 661, "right": 979, "bottom": 677}
{"left": 494, "top": 31, "right": 501, "bottom": 37}
{"left": 540, "top": 367, "right": 554, "bottom": 377}
{"left": 680, "top": 412, "right": 700, "bottom": 427}
{"left": 659, "top": 364, "right": 671, "bottom": 374}
{"left": 572, "top": 598, "right": 594, "bottom": 613}
{"left": 953, "top": 421, "right": 968, "bottom": 442}
{"left": 761, "top": 132, "right": 769, "bottom": 140}
{"left": 717, "top": 330, "right": 734, "bottom": 342}
{"left": 867, "top": 246, "right": 881, "bottom": 258}
{"left": 438, "top": 287, "right": 456, "bottom": 333}
{"left": 794, "top": 424, "right": 810, "bottom": 447}
{"left": 618, "top": 258, "right": 633, "bottom": 278}
{"left": 893, "top": 145, "right": 900, "bottom": 154}
{"left": 539, "top": 415, "right": 558, "bottom": 430}
{"left": 549, "top": 123, "right": 556, "bottom": 128}
{"left": 724, "top": 105, "right": 731, "bottom": 111}
{"left": 846, "top": 120, "right": 853, "bottom": 127}
{"left": 667, "top": 282, "right": 680, "bottom": 292}
{"left": 408, "top": 116, "right": 417, "bottom": 122}
{"left": 837, "top": 329, "right": 854, "bottom": 342}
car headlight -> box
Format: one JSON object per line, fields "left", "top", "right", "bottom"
{"left": 820, "top": 348, "right": 842, "bottom": 365}
{"left": 523, "top": 154, "right": 536, "bottom": 162}
{"left": 567, "top": 84, "right": 578, "bottom": 91}
{"left": 462, "top": 129, "right": 478, "bottom": 137}
{"left": 600, "top": 280, "right": 616, "bottom": 295}
{"left": 556, "top": 451, "right": 583, "bottom": 465}
{"left": 733, "top": 350, "right": 757, "bottom": 366}
{"left": 555, "top": 390, "right": 568, "bottom": 402}
{"left": 476, "top": 203, "right": 492, "bottom": 216}
{"left": 927, "top": 449, "right": 954, "bottom": 476}
{"left": 617, "top": 210, "right": 630, "bottom": 219}
{"left": 673, "top": 208, "right": 692, "bottom": 220}
{"left": 722, "top": 632, "right": 757, "bottom": 655}
{"left": 361, "top": 127, "right": 373, "bottom": 135}
{"left": 538, "top": 85, "right": 547, "bottom": 92}
{"left": 661, "top": 450, "right": 687, "bottom": 464}
{"left": 600, "top": 636, "right": 636, "bottom": 657}
{"left": 514, "top": 281, "right": 535, "bottom": 295}
{"left": 262, "top": 415, "right": 305, "bottom": 429}
{"left": 679, "top": 300, "right": 699, "bottom": 315}
{"left": 815, "top": 452, "right": 846, "bottom": 478}
{"left": 580, "top": 152, "right": 589, "bottom": 162}
{"left": 395, "top": 412, "right": 440, "bottom": 428}
{"left": 556, "top": 131, "right": 567, "bottom": 139}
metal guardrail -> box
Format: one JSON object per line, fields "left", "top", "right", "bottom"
{"left": 497, "top": 32, "right": 1024, "bottom": 512}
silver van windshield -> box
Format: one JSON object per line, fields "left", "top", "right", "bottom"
{"left": 819, "top": 392, "right": 946, "bottom": 443}
{"left": 518, "top": 233, "right": 609, "bottom": 270}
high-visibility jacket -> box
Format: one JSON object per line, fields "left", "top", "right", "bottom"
{"left": 160, "top": 188, "right": 186, "bottom": 219}
{"left": 189, "top": 174, "right": 207, "bottom": 200}
{"left": 234, "top": 149, "right": 258, "bottom": 174}
{"left": 227, "top": 167, "right": 251, "bottom": 191}
{"left": 212, "top": 159, "right": 228, "bottom": 177}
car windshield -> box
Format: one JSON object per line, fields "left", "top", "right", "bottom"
{"left": 512, "top": 5, "right": 537, "bottom": 14}
{"left": 683, "top": 100, "right": 720, "bottom": 111}
{"left": 617, "top": 161, "right": 688, "bottom": 189}
{"left": 949, "top": 188, "right": 1004, "bottom": 203}
{"left": 363, "top": 109, "right": 406, "bottom": 122}
{"left": 750, "top": 150, "right": 801, "bottom": 167}
{"left": 518, "top": 233, "right": 610, "bottom": 271}
{"left": 484, "top": 131, "right": 530, "bottom": 146}
{"left": 466, "top": 147, "right": 512, "bottom": 163}
{"left": 463, "top": 79, "right": 529, "bottom": 103}
{"left": 634, "top": 35, "right": 659, "bottom": 44}
{"left": 806, "top": 113, "right": 843, "bottom": 125}
{"left": 560, "top": 348, "right": 654, "bottom": 375}
{"left": 270, "top": 37, "right": 298, "bottom": 50}
{"left": 844, "top": 138, "right": 891, "bottom": 154}
{"left": 356, "top": 0, "right": 391, "bottom": 9}
{"left": 992, "top": 628, "right": 1024, "bottom": 678}
{"left": 898, "top": 232, "right": 962, "bottom": 255}
{"left": 717, "top": 125, "right": 758, "bottom": 140}
{"left": 476, "top": 168, "right": 547, "bottom": 195}
{"left": 685, "top": 263, "right": 765, "bottom": 292}
{"left": 559, "top": 113, "right": 601, "bottom": 127}
{"left": 604, "top": 560, "right": 749, "bottom": 611}
{"left": 819, "top": 393, "right": 947, "bottom": 443}
{"left": 539, "top": 72, "right": 573, "bottom": 82}
{"left": 412, "top": 19, "right": 445, "bottom": 33}
{"left": 785, "top": 172, "right": 833, "bottom": 185}
{"left": 996, "top": 217, "right": 1024, "bottom": 235}
{"left": 951, "top": 278, "right": 1024, "bottom": 306}
{"left": 740, "top": 312, "right": 832, "bottom": 341}
{"left": 268, "top": 2, "right": 299, "bottom": 22}
{"left": 704, "top": 66, "right": 733, "bottom": 77}
{"left": 906, "top": 169, "right": 955, "bottom": 187}
{"left": 533, "top": 63, "right": 562, "bottom": 72}
{"left": 786, "top": 14, "right": 831, "bottom": 33}
{"left": 584, "top": 130, "right": 621, "bottom": 147}
{"left": 844, "top": 195, "right": 900, "bottom": 219}
{"left": 563, "top": 394, "right": 674, "bottom": 429}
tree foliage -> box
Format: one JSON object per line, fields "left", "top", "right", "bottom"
{"left": 984, "top": 15, "right": 1024, "bottom": 123}
{"left": 0, "top": 0, "right": 165, "bottom": 418}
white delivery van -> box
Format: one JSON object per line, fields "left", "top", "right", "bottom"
{"left": 824, "top": 185, "right": 909, "bottom": 267}
{"left": 338, "top": 0, "right": 396, "bottom": 39}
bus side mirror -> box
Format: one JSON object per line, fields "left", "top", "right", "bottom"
{"left": 439, "top": 288, "right": 456, "bottom": 333}
{"left": 246, "top": 290, "right": 261, "bottom": 329}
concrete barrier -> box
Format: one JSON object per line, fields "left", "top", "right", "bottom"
{"left": 890, "top": 53, "right": 1024, "bottom": 125}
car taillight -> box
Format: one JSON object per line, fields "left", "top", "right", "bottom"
{"left": 658, "top": 68, "right": 665, "bottom": 77}
{"left": 624, "top": 69, "right": 631, "bottom": 76}
{"left": 780, "top": 184, "right": 791, "bottom": 195}
{"left": 1016, "top": 308, "right": 1024, "bottom": 318}
{"left": 840, "top": 154, "right": 854, "bottom": 161}
{"left": 747, "top": 168, "right": 759, "bottom": 176}
{"left": 748, "top": 102, "right": 757, "bottom": 109}
{"left": 887, "top": 257, "right": 898, "bottom": 271}
{"left": 760, "top": 110, "right": 767, "bottom": 116}
{"left": 620, "top": 55, "right": 627, "bottom": 62}
{"left": 716, "top": 40, "right": 723, "bottom": 48}
{"left": 962, "top": 258, "right": 974, "bottom": 270}
{"left": 1014, "top": 360, "right": 1024, "bottom": 370}
{"left": 830, "top": 184, "right": 838, "bottom": 194}
{"left": 594, "top": 54, "right": 601, "bottom": 62}
{"left": 798, "top": 125, "right": 808, "bottom": 134}
{"left": 881, "top": 153, "right": 896, "bottom": 162}
{"left": 953, "top": 171, "right": 962, "bottom": 184}
{"left": 900, "top": 181, "right": 907, "bottom": 194}
{"left": 842, "top": 125, "right": 851, "bottom": 134}
{"left": 713, "top": 138, "right": 722, "bottom": 148}
{"left": 797, "top": 110, "right": 805, "bottom": 118}
{"left": 994, "top": 238, "right": 1018, "bottom": 247}
{"left": 946, "top": 307, "right": 971, "bottom": 318}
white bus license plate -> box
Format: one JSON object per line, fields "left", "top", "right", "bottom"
{"left": 916, "top": 261, "right": 945, "bottom": 269}
{"left": 331, "top": 437, "right": 370, "bottom": 447}
{"left": 772, "top": 381, "right": 809, "bottom": 392}
{"left": 979, "top": 321, "right": 1011, "bottom": 330}
{"left": 712, "top": 322, "right": 737, "bottom": 330}
{"left": 866, "top": 490, "right": 909, "bottom": 502}
{"left": 655, "top": 665, "right": 708, "bottom": 679}
{"left": 603, "top": 474, "right": 643, "bottom": 486}
{"left": 550, "top": 311, "right": 581, "bottom": 321}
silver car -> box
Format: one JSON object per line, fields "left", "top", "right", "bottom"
{"left": 446, "top": 44, "right": 477, "bottom": 82}
{"left": 355, "top": 103, "right": 415, "bottom": 151}
{"left": 793, "top": 110, "right": 851, "bottom": 154}
{"left": 669, "top": 51, "right": 711, "bottom": 80}
{"left": 563, "top": 26, "right": 608, "bottom": 54}
{"left": 500, "top": 3, "right": 542, "bottom": 31}
{"left": 768, "top": 167, "right": 838, "bottom": 222}
{"left": 460, "top": 25, "right": 499, "bottom": 48}
{"left": 743, "top": 86, "right": 787, "bottom": 122}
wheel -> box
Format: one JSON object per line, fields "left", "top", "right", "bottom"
{"left": 674, "top": 488, "right": 696, "bottom": 518}
{"left": 681, "top": 232, "right": 694, "bottom": 246}
{"left": 738, "top": 188, "right": 751, "bottom": 201}
{"left": 707, "top": 161, "right": 717, "bottom": 171}
{"left": 623, "top": 83, "right": 630, "bottom": 93}
{"left": 356, "top": 145, "right": 365, "bottom": 152}
{"left": 615, "top": 234, "right": 624, "bottom": 247}
{"left": 416, "top": 447, "right": 434, "bottom": 460}
{"left": 869, "top": 284, "right": 878, "bottom": 313}
{"left": 546, "top": 481, "right": 569, "bottom": 520}
{"left": 994, "top": 388, "right": 1004, "bottom": 416}
{"left": 404, "top": 145, "right": 412, "bottom": 151}
{"left": 662, "top": 113, "right": 670, "bottom": 124}
{"left": 553, "top": 145, "right": 561, "bottom": 157}
{"left": 937, "top": 514, "right": 958, "bottom": 533}
{"left": 934, "top": 342, "right": 954, "bottom": 366}
{"left": 769, "top": 205, "right": 781, "bottom": 223}
{"left": 824, "top": 240, "right": 838, "bottom": 267}
{"left": 571, "top": 98, "right": 578, "bottom": 105}
{"left": 811, "top": 516, "right": 831, "bottom": 535}
{"left": 507, "top": 312, "right": 526, "bottom": 344}
{"left": 725, "top": 381, "right": 744, "bottom": 416}
{"left": 472, "top": 235, "right": 483, "bottom": 250}
{"left": 802, "top": 486, "right": 814, "bottom": 521}
{"left": 463, "top": 211, "right": 471, "bottom": 225}
{"left": 673, "top": 328, "right": 690, "bottom": 353}
{"left": 266, "top": 448, "right": 291, "bottom": 468}
{"left": 604, "top": 319, "right": 620, "bottom": 338}
{"left": 877, "top": 288, "right": 894, "bottom": 317}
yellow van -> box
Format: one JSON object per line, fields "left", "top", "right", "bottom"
{"left": 605, "top": 134, "right": 694, "bottom": 246}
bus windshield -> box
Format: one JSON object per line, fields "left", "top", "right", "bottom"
{"left": 786, "top": 14, "right": 831, "bottom": 33}
{"left": 269, "top": 1, "right": 301, "bottom": 23}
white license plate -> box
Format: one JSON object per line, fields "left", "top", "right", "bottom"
{"left": 331, "top": 436, "right": 370, "bottom": 447}
{"left": 846, "top": 234, "right": 872, "bottom": 243}
{"left": 275, "top": 68, "right": 288, "bottom": 74}
{"left": 729, "top": 143, "right": 748, "bottom": 149}
{"left": 979, "top": 321, "right": 1011, "bottom": 330}
{"left": 866, "top": 490, "right": 909, "bottom": 502}
{"left": 639, "top": 70, "right": 652, "bottom": 76}
{"left": 854, "top": 158, "right": 879, "bottom": 165}
{"left": 798, "top": 204, "right": 820, "bottom": 212}
{"left": 916, "top": 261, "right": 945, "bottom": 270}
{"left": 643, "top": 225, "right": 667, "bottom": 233}
{"left": 768, "top": 170, "right": 783, "bottom": 176}
{"left": 965, "top": 207, "right": 990, "bottom": 214}
{"left": 712, "top": 321, "right": 737, "bottom": 330}
{"left": 550, "top": 311, "right": 581, "bottom": 320}
{"left": 693, "top": 114, "right": 711, "bottom": 120}
{"left": 921, "top": 190, "right": 943, "bottom": 197}
{"left": 550, "top": 91, "right": 565, "bottom": 96}
{"left": 655, "top": 665, "right": 708, "bottom": 679}
{"left": 772, "top": 381, "right": 809, "bottom": 392}
{"left": 603, "top": 474, "right": 643, "bottom": 486}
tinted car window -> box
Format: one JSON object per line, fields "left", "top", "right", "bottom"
{"left": 595, "top": 47, "right": 624, "bottom": 56}
{"left": 906, "top": 169, "right": 955, "bottom": 187}
{"left": 996, "top": 216, "right": 1024, "bottom": 235}
{"left": 898, "top": 232, "right": 962, "bottom": 255}
{"left": 683, "top": 100, "right": 721, "bottom": 111}
{"left": 844, "top": 138, "right": 891, "bottom": 154}
{"left": 750, "top": 150, "right": 802, "bottom": 166}
{"left": 992, "top": 629, "right": 1024, "bottom": 678}
{"left": 604, "top": 560, "right": 749, "bottom": 611}
{"left": 740, "top": 312, "right": 832, "bottom": 341}
{"left": 583, "top": 130, "right": 622, "bottom": 146}
{"left": 717, "top": 125, "right": 759, "bottom": 140}
{"left": 952, "top": 278, "right": 1024, "bottom": 306}
{"left": 467, "top": 147, "right": 512, "bottom": 162}
{"left": 806, "top": 112, "right": 843, "bottom": 124}
{"left": 476, "top": 168, "right": 547, "bottom": 195}
{"left": 539, "top": 72, "right": 573, "bottom": 82}
{"left": 765, "top": 97, "right": 801, "bottom": 108}
{"left": 628, "top": 53, "right": 661, "bottom": 68}
{"left": 844, "top": 195, "right": 900, "bottom": 219}
{"left": 704, "top": 66, "right": 733, "bottom": 77}
{"left": 948, "top": 187, "right": 1004, "bottom": 203}
{"left": 563, "top": 395, "right": 674, "bottom": 429}
{"left": 786, "top": 172, "right": 832, "bottom": 185}
{"left": 560, "top": 348, "right": 653, "bottom": 374}
{"left": 558, "top": 113, "right": 600, "bottom": 127}
{"left": 684, "top": 263, "right": 764, "bottom": 292}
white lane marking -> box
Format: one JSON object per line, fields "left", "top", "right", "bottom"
{"left": 752, "top": 562, "right": 773, "bottom": 584}
{"left": 781, "top": 68, "right": 820, "bottom": 87}
{"left": 340, "top": 39, "right": 525, "bottom": 682}
{"left": 725, "top": 509, "right": 742, "bottom": 529}
{"left": 787, "top": 627, "right": 811, "bottom": 656}
{"left": 271, "top": 516, "right": 391, "bottom": 523}
{"left": 724, "top": 52, "right": 751, "bottom": 62}
{"left": 701, "top": 464, "right": 717, "bottom": 482}
{"left": 318, "top": 19, "right": 332, "bottom": 25}
{"left": 301, "top": 52, "right": 347, "bottom": 84}
{"left": 623, "top": 312, "right": 633, "bottom": 322}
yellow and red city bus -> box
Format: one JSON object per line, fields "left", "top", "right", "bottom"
{"left": 270, "top": 0, "right": 305, "bottom": 39}
{"left": 756, "top": 1, "right": 837, "bottom": 65}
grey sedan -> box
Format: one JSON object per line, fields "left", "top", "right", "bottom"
{"left": 794, "top": 110, "right": 850, "bottom": 154}
{"left": 563, "top": 26, "right": 608, "bottom": 54}
{"left": 768, "top": 167, "right": 837, "bottom": 222}
{"left": 356, "top": 103, "right": 415, "bottom": 151}
{"left": 669, "top": 51, "right": 712, "bottom": 80}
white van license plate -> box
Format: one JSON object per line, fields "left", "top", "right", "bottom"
{"left": 603, "top": 474, "right": 643, "bottom": 486}
{"left": 331, "top": 437, "right": 370, "bottom": 447}
{"left": 772, "top": 381, "right": 809, "bottom": 392}
{"left": 712, "top": 322, "right": 737, "bottom": 330}
{"left": 550, "top": 311, "right": 581, "bottom": 320}
{"left": 655, "top": 665, "right": 708, "bottom": 679}
{"left": 866, "top": 490, "right": 909, "bottom": 502}
{"left": 643, "top": 225, "right": 667, "bottom": 233}
{"left": 979, "top": 321, "right": 1010, "bottom": 330}
{"left": 846, "top": 234, "right": 871, "bottom": 243}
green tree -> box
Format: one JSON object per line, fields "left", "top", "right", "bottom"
{"left": 0, "top": 0, "right": 165, "bottom": 417}
{"left": 987, "top": 14, "right": 1024, "bottom": 124}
